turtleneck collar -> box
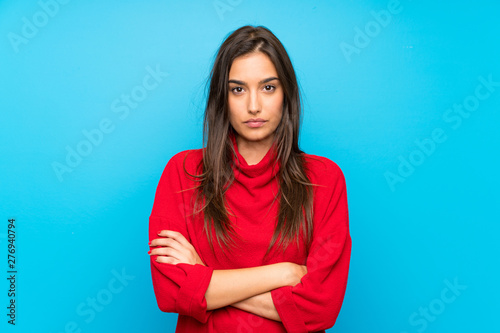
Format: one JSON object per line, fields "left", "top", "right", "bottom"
{"left": 229, "top": 131, "right": 280, "bottom": 180}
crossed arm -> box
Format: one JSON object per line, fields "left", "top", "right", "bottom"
{"left": 149, "top": 230, "right": 307, "bottom": 322}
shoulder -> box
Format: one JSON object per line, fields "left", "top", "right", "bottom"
{"left": 302, "top": 153, "right": 345, "bottom": 179}
{"left": 167, "top": 148, "right": 204, "bottom": 168}
{"left": 161, "top": 148, "right": 204, "bottom": 178}
{"left": 302, "top": 153, "right": 346, "bottom": 189}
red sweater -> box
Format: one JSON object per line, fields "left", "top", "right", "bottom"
{"left": 149, "top": 134, "right": 351, "bottom": 333}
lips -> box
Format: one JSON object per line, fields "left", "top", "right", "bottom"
{"left": 244, "top": 119, "right": 267, "bottom": 128}
{"left": 244, "top": 118, "right": 266, "bottom": 123}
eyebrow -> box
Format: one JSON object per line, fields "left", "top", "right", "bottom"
{"left": 228, "top": 77, "right": 279, "bottom": 85}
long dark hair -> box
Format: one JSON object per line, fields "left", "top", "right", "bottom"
{"left": 185, "top": 25, "right": 315, "bottom": 262}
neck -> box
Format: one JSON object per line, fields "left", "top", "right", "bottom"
{"left": 235, "top": 135, "right": 274, "bottom": 166}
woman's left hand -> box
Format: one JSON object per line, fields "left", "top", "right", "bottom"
{"left": 149, "top": 230, "right": 206, "bottom": 266}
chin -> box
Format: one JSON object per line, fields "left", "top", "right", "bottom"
{"left": 242, "top": 134, "right": 272, "bottom": 143}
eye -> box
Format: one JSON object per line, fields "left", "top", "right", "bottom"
{"left": 264, "top": 85, "right": 275, "bottom": 92}
{"left": 231, "top": 86, "right": 244, "bottom": 94}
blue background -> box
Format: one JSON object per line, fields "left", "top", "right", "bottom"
{"left": 1, "top": 0, "right": 499, "bottom": 332}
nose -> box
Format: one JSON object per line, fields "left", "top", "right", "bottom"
{"left": 247, "top": 89, "right": 261, "bottom": 114}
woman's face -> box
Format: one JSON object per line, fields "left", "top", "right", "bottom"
{"left": 227, "top": 52, "right": 284, "bottom": 150}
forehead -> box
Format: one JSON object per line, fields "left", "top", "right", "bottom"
{"left": 229, "top": 52, "right": 278, "bottom": 80}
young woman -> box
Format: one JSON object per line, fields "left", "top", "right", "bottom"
{"left": 148, "top": 25, "right": 351, "bottom": 332}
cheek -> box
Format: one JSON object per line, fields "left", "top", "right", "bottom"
{"left": 228, "top": 111, "right": 237, "bottom": 129}
{"left": 269, "top": 95, "right": 284, "bottom": 119}
{"left": 228, "top": 96, "right": 243, "bottom": 112}
{"left": 228, "top": 99, "right": 242, "bottom": 127}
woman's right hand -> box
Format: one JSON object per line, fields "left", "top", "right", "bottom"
{"left": 285, "top": 263, "right": 308, "bottom": 287}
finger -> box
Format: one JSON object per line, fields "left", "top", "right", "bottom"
{"left": 149, "top": 247, "right": 181, "bottom": 260}
{"left": 150, "top": 237, "right": 184, "bottom": 253}
{"left": 150, "top": 247, "right": 185, "bottom": 261}
{"left": 149, "top": 237, "right": 167, "bottom": 247}
{"left": 150, "top": 235, "right": 178, "bottom": 245}
{"left": 157, "top": 230, "right": 192, "bottom": 248}
{"left": 154, "top": 231, "right": 197, "bottom": 264}
{"left": 155, "top": 255, "right": 179, "bottom": 265}
{"left": 150, "top": 239, "right": 191, "bottom": 263}
{"left": 150, "top": 237, "right": 171, "bottom": 247}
